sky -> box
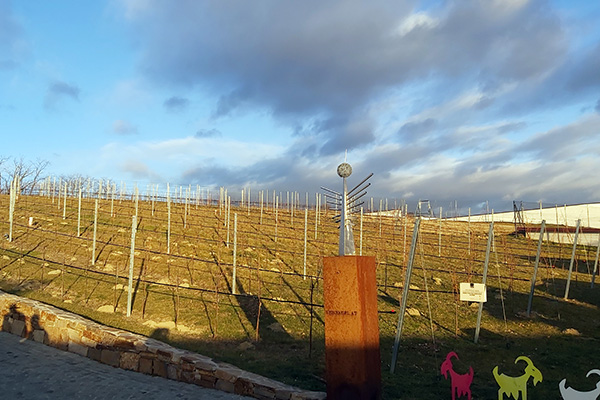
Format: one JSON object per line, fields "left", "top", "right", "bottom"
{"left": 1, "top": 0, "right": 600, "bottom": 215}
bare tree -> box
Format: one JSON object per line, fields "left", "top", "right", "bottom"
{"left": 0, "top": 156, "right": 50, "bottom": 194}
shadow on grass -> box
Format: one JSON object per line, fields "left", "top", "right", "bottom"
{"left": 139, "top": 324, "right": 600, "bottom": 400}
{"left": 380, "top": 329, "right": 600, "bottom": 400}
{"left": 479, "top": 279, "right": 600, "bottom": 338}
{"left": 234, "top": 279, "right": 293, "bottom": 342}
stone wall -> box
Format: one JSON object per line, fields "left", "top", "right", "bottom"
{"left": 0, "top": 290, "right": 326, "bottom": 400}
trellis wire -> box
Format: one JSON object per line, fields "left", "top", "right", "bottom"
{"left": 3, "top": 187, "right": 599, "bottom": 345}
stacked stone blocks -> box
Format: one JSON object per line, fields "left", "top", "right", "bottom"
{"left": 0, "top": 291, "right": 325, "bottom": 400}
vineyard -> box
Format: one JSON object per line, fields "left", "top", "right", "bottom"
{"left": 1, "top": 185, "right": 599, "bottom": 399}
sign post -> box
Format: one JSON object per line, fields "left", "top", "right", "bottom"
{"left": 324, "top": 256, "right": 381, "bottom": 400}
{"left": 322, "top": 161, "right": 380, "bottom": 399}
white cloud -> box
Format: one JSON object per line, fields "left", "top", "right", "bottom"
{"left": 100, "top": 135, "right": 285, "bottom": 182}
{"left": 395, "top": 12, "right": 439, "bottom": 36}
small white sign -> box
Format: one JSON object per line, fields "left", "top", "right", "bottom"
{"left": 460, "top": 283, "right": 487, "bottom": 302}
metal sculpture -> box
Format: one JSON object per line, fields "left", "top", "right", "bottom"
{"left": 559, "top": 369, "right": 600, "bottom": 400}
{"left": 440, "top": 352, "right": 474, "bottom": 400}
{"left": 493, "top": 356, "right": 543, "bottom": 400}
{"left": 322, "top": 160, "right": 372, "bottom": 256}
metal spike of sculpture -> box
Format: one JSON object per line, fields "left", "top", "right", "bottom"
{"left": 322, "top": 161, "right": 373, "bottom": 255}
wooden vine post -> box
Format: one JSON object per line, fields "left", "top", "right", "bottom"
{"left": 8, "top": 177, "right": 17, "bottom": 242}
{"left": 232, "top": 213, "right": 238, "bottom": 295}
{"left": 127, "top": 215, "right": 137, "bottom": 317}
{"left": 564, "top": 219, "right": 581, "bottom": 300}
{"left": 77, "top": 186, "right": 82, "bottom": 237}
{"left": 303, "top": 207, "right": 308, "bottom": 279}
{"left": 62, "top": 183, "right": 67, "bottom": 219}
{"left": 167, "top": 184, "right": 171, "bottom": 254}
{"left": 91, "top": 199, "right": 98, "bottom": 266}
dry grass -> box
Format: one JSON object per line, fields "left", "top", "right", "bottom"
{"left": 1, "top": 192, "right": 599, "bottom": 399}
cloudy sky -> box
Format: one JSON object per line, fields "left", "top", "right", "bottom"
{"left": 1, "top": 0, "right": 600, "bottom": 214}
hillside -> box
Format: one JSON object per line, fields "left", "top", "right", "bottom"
{"left": 1, "top": 191, "right": 599, "bottom": 399}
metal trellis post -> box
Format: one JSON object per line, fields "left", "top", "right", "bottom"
{"left": 564, "top": 219, "right": 581, "bottom": 300}
{"left": 527, "top": 220, "right": 546, "bottom": 317}
{"left": 474, "top": 222, "right": 494, "bottom": 344}
{"left": 390, "top": 217, "right": 421, "bottom": 374}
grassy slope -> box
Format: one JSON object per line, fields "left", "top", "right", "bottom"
{"left": 1, "top": 193, "right": 599, "bottom": 399}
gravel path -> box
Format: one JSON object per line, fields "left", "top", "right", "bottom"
{"left": 0, "top": 331, "right": 253, "bottom": 399}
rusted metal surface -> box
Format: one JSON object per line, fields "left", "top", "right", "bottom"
{"left": 323, "top": 256, "right": 381, "bottom": 400}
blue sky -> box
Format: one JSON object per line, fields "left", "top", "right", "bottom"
{"left": 1, "top": 0, "right": 600, "bottom": 214}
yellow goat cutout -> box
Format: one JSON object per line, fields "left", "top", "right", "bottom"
{"left": 493, "top": 356, "right": 543, "bottom": 400}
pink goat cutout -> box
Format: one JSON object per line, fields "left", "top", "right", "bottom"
{"left": 440, "top": 351, "right": 474, "bottom": 400}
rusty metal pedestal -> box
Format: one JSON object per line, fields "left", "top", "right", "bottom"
{"left": 323, "top": 256, "right": 381, "bottom": 400}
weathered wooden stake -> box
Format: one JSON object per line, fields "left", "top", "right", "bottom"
{"left": 226, "top": 196, "right": 231, "bottom": 247}
{"left": 134, "top": 186, "right": 139, "bottom": 216}
{"left": 62, "top": 183, "right": 67, "bottom": 219}
{"left": 275, "top": 196, "right": 279, "bottom": 243}
{"left": 564, "top": 219, "right": 581, "bottom": 300}
{"left": 57, "top": 178, "right": 62, "bottom": 209}
{"left": 167, "top": 186, "right": 171, "bottom": 254}
{"left": 260, "top": 191, "right": 264, "bottom": 225}
{"left": 91, "top": 199, "right": 98, "bottom": 266}
{"left": 8, "top": 178, "right": 16, "bottom": 242}
{"left": 438, "top": 207, "right": 442, "bottom": 257}
{"left": 314, "top": 193, "right": 319, "bottom": 240}
{"left": 303, "top": 208, "right": 308, "bottom": 279}
{"left": 527, "top": 220, "right": 546, "bottom": 317}
{"left": 111, "top": 184, "right": 115, "bottom": 217}
{"left": 184, "top": 186, "right": 189, "bottom": 229}
{"left": 127, "top": 215, "right": 137, "bottom": 317}
{"left": 77, "top": 186, "right": 82, "bottom": 237}
{"left": 468, "top": 208, "right": 471, "bottom": 255}
{"left": 592, "top": 232, "right": 600, "bottom": 288}
{"left": 232, "top": 213, "right": 238, "bottom": 295}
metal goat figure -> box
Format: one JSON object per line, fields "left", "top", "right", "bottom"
{"left": 559, "top": 369, "right": 600, "bottom": 400}
{"left": 493, "top": 356, "right": 543, "bottom": 400}
{"left": 321, "top": 161, "right": 372, "bottom": 256}
{"left": 440, "top": 351, "right": 474, "bottom": 400}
